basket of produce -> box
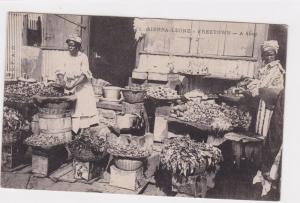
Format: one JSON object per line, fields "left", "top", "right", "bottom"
{"left": 146, "top": 86, "right": 180, "bottom": 102}
{"left": 160, "top": 137, "right": 223, "bottom": 176}
{"left": 32, "top": 86, "right": 76, "bottom": 114}
{"left": 25, "top": 133, "right": 71, "bottom": 149}
{"left": 68, "top": 139, "right": 107, "bottom": 162}
{"left": 91, "top": 78, "right": 111, "bottom": 96}
{"left": 113, "top": 156, "right": 144, "bottom": 171}
{"left": 68, "top": 127, "right": 108, "bottom": 162}
{"left": 121, "top": 85, "right": 146, "bottom": 103}
{"left": 108, "top": 142, "right": 150, "bottom": 170}
{"left": 107, "top": 142, "right": 151, "bottom": 159}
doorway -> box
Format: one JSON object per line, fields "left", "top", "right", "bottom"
{"left": 89, "top": 16, "right": 137, "bottom": 87}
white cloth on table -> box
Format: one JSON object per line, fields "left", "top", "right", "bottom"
{"left": 253, "top": 170, "right": 272, "bottom": 197}
{"left": 56, "top": 51, "right": 99, "bottom": 133}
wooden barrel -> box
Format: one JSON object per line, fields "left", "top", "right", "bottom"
{"left": 38, "top": 113, "right": 72, "bottom": 143}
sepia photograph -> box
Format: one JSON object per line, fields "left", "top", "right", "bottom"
{"left": 0, "top": 10, "right": 288, "bottom": 202}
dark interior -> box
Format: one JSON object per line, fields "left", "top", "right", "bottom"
{"left": 89, "top": 16, "right": 137, "bottom": 87}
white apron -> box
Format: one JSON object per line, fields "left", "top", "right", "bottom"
{"left": 58, "top": 51, "right": 99, "bottom": 133}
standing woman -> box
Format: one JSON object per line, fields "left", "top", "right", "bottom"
{"left": 249, "top": 40, "right": 285, "bottom": 200}
{"left": 247, "top": 40, "right": 285, "bottom": 96}
{"left": 56, "top": 35, "right": 99, "bottom": 134}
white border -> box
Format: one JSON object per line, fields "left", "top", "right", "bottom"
{"left": 1, "top": 0, "right": 300, "bottom": 203}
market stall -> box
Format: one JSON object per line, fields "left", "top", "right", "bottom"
{"left": 1, "top": 14, "right": 286, "bottom": 201}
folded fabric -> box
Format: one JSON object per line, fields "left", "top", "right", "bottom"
{"left": 253, "top": 170, "right": 272, "bottom": 197}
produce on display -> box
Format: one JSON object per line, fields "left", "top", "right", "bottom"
{"left": 70, "top": 127, "right": 108, "bottom": 161}
{"left": 223, "top": 79, "right": 251, "bottom": 96}
{"left": 184, "top": 89, "right": 208, "bottom": 100}
{"left": 2, "top": 107, "right": 28, "bottom": 144}
{"left": 160, "top": 137, "right": 223, "bottom": 176}
{"left": 108, "top": 142, "right": 150, "bottom": 158}
{"left": 80, "top": 128, "right": 107, "bottom": 153}
{"left": 38, "top": 85, "right": 73, "bottom": 97}
{"left": 221, "top": 105, "right": 252, "bottom": 130}
{"left": 25, "top": 133, "right": 67, "bottom": 148}
{"left": 170, "top": 100, "right": 251, "bottom": 131}
{"left": 4, "top": 82, "right": 43, "bottom": 103}
{"left": 146, "top": 86, "right": 180, "bottom": 100}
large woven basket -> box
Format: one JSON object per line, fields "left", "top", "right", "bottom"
{"left": 114, "top": 156, "right": 144, "bottom": 171}
{"left": 122, "top": 89, "right": 146, "bottom": 104}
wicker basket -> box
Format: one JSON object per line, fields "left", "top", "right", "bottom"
{"left": 92, "top": 78, "right": 111, "bottom": 96}
{"left": 68, "top": 139, "right": 107, "bottom": 162}
{"left": 122, "top": 89, "right": 146, "bottom": 104}
{"left": 92, "top": 85, "right": 104, "bottom": 96}
{"left": 114, "top": 156, "right": 144, "bottom": 171}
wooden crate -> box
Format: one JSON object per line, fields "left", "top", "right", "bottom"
{"left": 1, "top": 142, "right": 27, "bottom": 170}
{"left": 172, "top": 173, "right": 208, "bottom": 197}
{"left": 31, "top": 145, "right": 68, "bottom": 176}
{"left": 122, "top": 102, "right": 145, "bottom": 115}
{"left": 73, "top": 160, "right": 105, "bottom": 181}
{"left": 153, "top": 116, "right": 168, "bottom": 142}
{"left": 110, "top": 165, "right": 144, "bottom": 191}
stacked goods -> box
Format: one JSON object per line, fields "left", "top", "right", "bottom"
{"left": 4, "top": 82, "right": 43, "bottom": 103}
{"left": 146, "top": 86, "right": 180, "bottom": 100}
{"left": 2, "top": 107, "right": 28, "bottom": 144}
{"left": 160, "top": 137, "right": 223, "bottom": 176}
{"left": 170, "top": 100, "right": 251, "bottom": 131}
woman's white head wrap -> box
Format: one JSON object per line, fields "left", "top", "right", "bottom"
{"left": 66, "top": 34, "right": 82, "bottom": 44}
{"left": 262, "top": 40, "right": 279, "bottom": 54}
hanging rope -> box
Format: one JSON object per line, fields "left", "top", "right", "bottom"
{"left": 54, "top": 14, "right": 86, "bottom": 30}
